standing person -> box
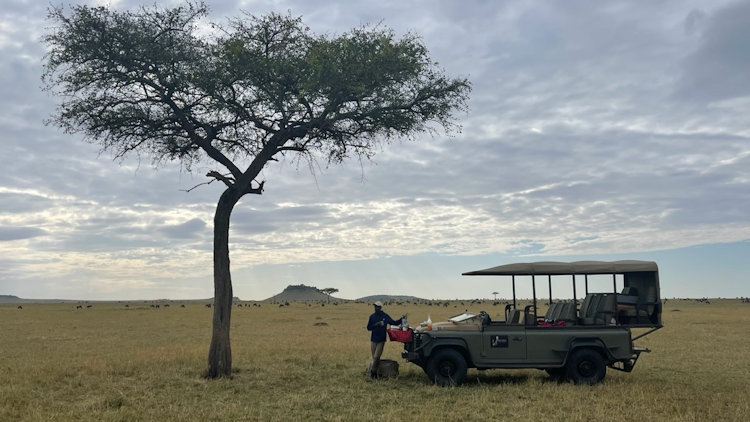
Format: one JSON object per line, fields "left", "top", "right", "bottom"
{"left": 366, "top": 301, "right": 405, "bottom": 379}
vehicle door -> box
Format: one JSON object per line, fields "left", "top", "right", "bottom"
{"left": 481, "top": 324, "right": 527, "bottom": 360}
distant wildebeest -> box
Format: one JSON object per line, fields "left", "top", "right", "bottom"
{"left": 181, "top": 304, "right": 186, "bottom": 308}
{"left": 17, "top": 305, "right": 23, "bottom": 309}
{"left": 86, "top": 304, "right": 92, "bottom": 308}
{"left": 205, "top": 303, "right": 211, "bottom": 308}
{"left": 76, "top": 305, "right": 82, "bottom": 309}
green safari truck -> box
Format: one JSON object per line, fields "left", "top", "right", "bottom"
{"left": 401, "top": 260, "right": 663, "bottom": 386}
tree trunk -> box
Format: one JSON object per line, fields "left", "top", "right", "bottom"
{"left": 207, "top": 188, "right": 239, "bottom": 378}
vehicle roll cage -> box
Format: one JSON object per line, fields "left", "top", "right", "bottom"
{"left": 463, "top": 260, "right": 663, "bottom": 330}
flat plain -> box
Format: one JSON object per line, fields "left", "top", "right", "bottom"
{"left": 1, "top": 299, "right": 748, "bottom": 421}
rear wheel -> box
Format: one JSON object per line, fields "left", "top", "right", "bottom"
{"left": 425, "top": 349, "right": 468, "bottom": 386}
{"left": 566, "top": 348, "right": 606, "bottom": 385}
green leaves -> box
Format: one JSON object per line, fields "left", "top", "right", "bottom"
{"left": 43, "top": 1, "right": 470, "bottom": 181}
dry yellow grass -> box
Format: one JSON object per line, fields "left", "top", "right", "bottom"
{"left": 1, "top": 299, "right": 748, "bottom": 421}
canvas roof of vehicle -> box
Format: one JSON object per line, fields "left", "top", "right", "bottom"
{"left": 462, "top": 260, "right": 658, "bottom": 276}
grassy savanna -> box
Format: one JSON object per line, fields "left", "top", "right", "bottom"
{"left": 1, "top": 299, "right": 748, "bottom": 421}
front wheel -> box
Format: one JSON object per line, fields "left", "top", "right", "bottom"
{"left": 566, "top": 348, "right": 606, "bottom": 385}
{"left": 425, "top": 349, "right": 468, "bottom": 386}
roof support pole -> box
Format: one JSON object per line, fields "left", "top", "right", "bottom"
{"left": 532, "top": 275, "right": 537, "bottom": 321}
{"left": 612, "top": 273, "right": 617, "bottom": 294}
{"left": 512, "top": 275, "right": 517, "bottom": 309}
{"left": 548, "top": 275, "right": 553, "bottom": 305}
{"left": 612, "top": 273, "right": 618, "bottom": 323}
{"left": 572, "top": 274, "right": 577, "bottom": 309}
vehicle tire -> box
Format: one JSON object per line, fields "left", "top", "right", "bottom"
{"left": 425, "top": 349, "right": 468, "bottom": 386}
{"left": 566, "top": 348, "right": 606, "bottom": 385}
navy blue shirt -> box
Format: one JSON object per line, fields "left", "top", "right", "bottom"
{"left": 367, "top": 309, "right": 401, "bottom": 343}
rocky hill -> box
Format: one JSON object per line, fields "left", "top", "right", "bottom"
{"left": 264, "top": 284, "right": 344, "bottom": 302}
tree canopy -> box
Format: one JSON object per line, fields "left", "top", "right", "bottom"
{"left": 42, "top": 1, "right": 470, "bottom": 378}
{"left": 43, "top": 2, "right": 469, "bottom": 176}
{"left": 321, "top": 287, "right": 339, "bottom": 303}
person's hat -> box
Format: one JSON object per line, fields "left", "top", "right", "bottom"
{"left": 373, "top": 301, "right": 383, "bottom": 307}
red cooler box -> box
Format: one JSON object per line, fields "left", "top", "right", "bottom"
{"left": 386, "top": 328, "right": 413, "bottom": 343}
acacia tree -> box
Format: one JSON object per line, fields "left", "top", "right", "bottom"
{"left": 43, "top": 2, "right": 470, "bottom": 378}
{"left": 320, "top": 288, "right": 339, "bottom": 303}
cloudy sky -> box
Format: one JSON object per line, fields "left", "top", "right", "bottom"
{"left": 1, "top": 0, "right": 748, "bottom": 301}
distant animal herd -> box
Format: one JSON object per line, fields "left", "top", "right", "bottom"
{"left": 11, "top": 296, "right": 750, "bottom": 310}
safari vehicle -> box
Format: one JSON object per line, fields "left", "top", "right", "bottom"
{"left": 401, "top": 260, "right": 663, "bottom": 386}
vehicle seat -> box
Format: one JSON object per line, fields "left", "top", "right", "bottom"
{"left": 550, "top": 302, "right": 565, "bottom": 321}
{"left": 579, "top": 294, "right": 599, "bottom": 324}
{"left": 618, "top": 287, "right": 639, "bottom": 305}
{"left": 507, "top": 309, "right": 523, "bottom": 324}
{"left": 544, "top": 302, "right": 560, "bottom": 322}
{"left": 581, "top": 293, "right": 616, "bottom": 325}
{"left": 524, "top": 305, "right": 536, "bottom": 326}
{"left": 559, "top": 302, "right": 577, "bottom": 324}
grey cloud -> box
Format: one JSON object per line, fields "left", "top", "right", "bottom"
{"left": 231, "top": 204, "right": 335, "bottom": 235}
{"left": 0, "top": 226, "right": 46, "bottom": 241}
{"left": 684, "top": 9, "right": 707, "bottom": 35}
{"left": 79, "top": 213, "right": 142, "bottom": 232}
{"left": 0, "top": 193, "right": 52, "bottom": 213}
{"left": 31, "top": 213, "right": 207, "bottom": 253}
{"left": 507, "top": 239, "right": 546, "bottom": 255}
{"left": 35, "top": 231, "right": 156, "bottom": 253}
{"left": 676, "top": 1, "right": 750, "bottom": 102}
{"left": 159, "top": 218, "right": 207, "bottom": 239}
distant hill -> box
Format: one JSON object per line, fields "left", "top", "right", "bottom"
{"left": 358, "top": 295, "right": 424, "bottom": 303}
{"left": 0, "top": 295, "right": 75, "bottom": 304}
{"left": 265, "top": 284, "right": 344, "bottom": 302}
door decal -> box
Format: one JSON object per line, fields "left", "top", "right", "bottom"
{"left": 490, "top": 335, "right": 509, "bottom": 348}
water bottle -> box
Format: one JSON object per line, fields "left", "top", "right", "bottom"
{"left": 402, "top": 315, "right": 408, "bottom": 330}
{"left": 427, "top": 315, "right": 432, "bottom": 330}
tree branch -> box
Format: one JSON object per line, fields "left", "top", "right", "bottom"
{"left": 207, "top": 170, "right": 235, "bottom": 188}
